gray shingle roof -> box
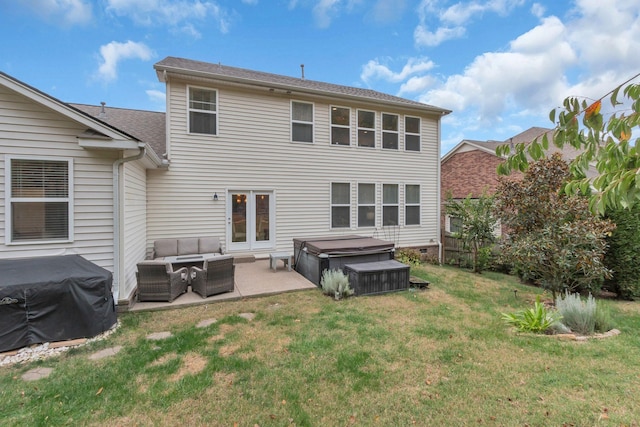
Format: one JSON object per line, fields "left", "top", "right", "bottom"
{"left": 154, "top": 56, "right": 450, "bottom": 115}
{"left": 71, "top": 104, "right": 166, "bottom": 157}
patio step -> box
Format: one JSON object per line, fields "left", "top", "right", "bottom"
{"left": 233, "top": 254, "right": 256, "bottom": 264}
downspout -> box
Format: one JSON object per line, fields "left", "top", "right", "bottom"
{"left": 112, "top": 145, "right": 146, "bottom": 302}
{"left": 437, "top": 115, "right": 443, "bottom": 265}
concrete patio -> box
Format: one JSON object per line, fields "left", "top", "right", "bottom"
{"left": 129, "top": 258, "right": 317, "bottom": 312}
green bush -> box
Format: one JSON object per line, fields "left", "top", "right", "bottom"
{"left": 320, "top": 269, "right": 354, "bottom": 300}
{"left": 555, "top": 292, "right": 596, "bottom": 335}
{"left": 395, "top": 248, "right": 422, "bottom": 267}
{"left": 501, "top": 296, "right": 562, "bottom": 334}
{"left": 594, "top": 301, "right": 615, "bottom": 333}
{"left": 604, "top": 206, "right": 640, "bottom": 300}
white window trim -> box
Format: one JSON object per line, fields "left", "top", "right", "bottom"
{"left": 357, "top": 109, "right": 376, "bottom": 148}
{"left": 291, "top": 100, "right": 314, "bottom": 143}
{"left": 330, "top": 105, "right": 351, "bottom": 146}
{"left": 357, "top": 183, "right": 376, "bottom": 228}
{"left": 5, "top": 155, "right": 74, "bottom": 245}
{"left": 330, "top": 182, "right": 351, "bottom": 229}
{"left": 404, "top": 116, "right": 421, "bottom": 152}
{"left": 187, "top": 85, "right": 218, "bottom": 136}
{"left": 404, "top": 184, "right": 421, "bottom": 226}
{"left": 381, "top": 113, "right": 399, "bottom": 150}
{"left": 382, "top": 183, "right": 399, "bottom": 226}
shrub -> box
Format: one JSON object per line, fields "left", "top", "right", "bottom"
{"left": 501, "top": 296, "right": 562, "bottom": 334}
{"left": 594, "top": 301, "right": 615, "bottom": 333}
{"left": 395, "top": 248, "right": 422, "bottom": 267}
{"left": 555, "top": 292, "right": 596, "bottom": 335}
{"left": 604, "top": 206, "right": 640, "bottom": 300}
{"left": 320, "top": 269, "right": 354, "bottom": 300}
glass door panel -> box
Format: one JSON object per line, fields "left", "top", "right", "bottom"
{"left": 231, "top": 193, "right": 247, "bottom": 244}
{"left": 228, "top": 191, "right": 274, "bottom": 251}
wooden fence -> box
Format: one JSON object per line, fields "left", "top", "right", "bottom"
{"left": 441, "top": 232, "right": 473, "bottom": 268}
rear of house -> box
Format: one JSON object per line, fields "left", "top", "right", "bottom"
{"left": 150, "top": 57, "right": 450, "bottom": 261}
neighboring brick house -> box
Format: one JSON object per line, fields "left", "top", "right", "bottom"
{"left": 440, "top": 127, "right": 555, "bottom": 234}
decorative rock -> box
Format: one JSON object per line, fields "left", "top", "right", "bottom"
{"left": 88, "top": 346, "right": 123, "bottom": 360}
{"left": 239, "top": 312, "right": 255, "bottom": 321}
{"left": 146, "top": 331, "right": 172, "bottom": 340}
{"left": 196, "top": 318, "right": 217, "bottom": 328}
{"left": 22, "top": 367, "right": 54, "bottom": 381}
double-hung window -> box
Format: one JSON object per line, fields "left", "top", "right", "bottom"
{"left": 188, "top": 87, "right": 217, "bottom": 135}
{"left": 382, "top": 113, "right": 399, "bottom": 149}
{"left": 358, "top": 183, "right": 376, "bottom": 227}
{"left": 292, "top": 101, "right": 314, "bottom": 143}
{"left": 357, "top": 110, "right": 375, "bottom": 148}
{"left": 405, "top": 116, "right": 421, "bottom": 151}
{"left": 382, "top": 184, "right": 399, "bottom": 225}
{"left": 7, "top": 157, "right": 72, "bottom": 243}
{"left": 331, "top": 182, "right": 350, "bottom": 228}
{"left": 331, "top": 106, "right": 350, "bottom": 145}
{"left": 405, "top": 184, "right": 420, "bottom": 225}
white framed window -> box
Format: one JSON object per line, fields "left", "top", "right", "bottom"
{"left": 405, "top": 184, "right": 420, "bottom": 225}
{"left": 188, "top": 86, "right": 217, "bottom": 135}
{"left": 382, "top": 184, "right": 399, "bottom": 225}
{"left": 382, "top": 113, "right": 399, "bottom": 149}
{"left": 357, "top": 109, "right": 375, "bottom": 148}
{"left": 331, "top": 182, "right": 350, "bottom": 228}
{"left": 292, "top": 101, "right": 314, "bottom": 143}
{"left": 330, "top": 106, "right": 350, "bottom": 146}
{"left": 405, "top": 116, "right": 421, "bottom": 151}
{"left": 358, "top": 183, "right": 376, "bottom": 227}
{"left": 6, "top": 156, "right": 73, "bottom": 244}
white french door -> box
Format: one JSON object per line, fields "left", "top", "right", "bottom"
{"left": 227, "top": 190, "right": 274, "bottom": 251}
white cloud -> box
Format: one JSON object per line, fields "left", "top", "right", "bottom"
{"left": 146, "top": 89, "right": 166, "bottom": 104}
{"left": 361, "top": 57, "right": 435, "bottom": 84}
{"left": 105, "top": 0, "right": 232, "bottom": 34}
{"left": 370, "top": 0, "right": 406, "bottom": 24}
{"left": 414, "top": 24, "right": 465, "bottom": 47}
{"left": 96, "top": 41, "right": 154, "bottom": 82}
{"left": 414, "top": 0, "right": 525, "bottom": 47}
{"left": 23, "top": 0, "right": 92, "bottom": 26}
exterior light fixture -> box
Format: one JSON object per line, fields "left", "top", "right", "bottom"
{"left": 213, "top": 193, "right": 218, "bottom": 201}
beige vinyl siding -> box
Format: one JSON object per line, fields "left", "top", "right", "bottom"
{"left": 0, "top": 85, "right": 117, "bottom": 268}
{"left": 121, "top": 160, "right": 147, "bottom": 301}
{"left": 148, "top": 79, "right": 441, "bottom": 255}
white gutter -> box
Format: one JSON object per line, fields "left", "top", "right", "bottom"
{"left": 112, "top": 145, "right": 146, "bottom": 302}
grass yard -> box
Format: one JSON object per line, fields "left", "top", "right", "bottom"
{"left": 2, "top": 264, "right": 640, "bottom": 426}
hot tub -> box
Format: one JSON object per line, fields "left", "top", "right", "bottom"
{"left": 293, "top": 235, "right": 395, "bottom": 286}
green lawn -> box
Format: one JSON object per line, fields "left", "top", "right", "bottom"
{"left": 2, "top": 264, "right": 640, "bottom": 426}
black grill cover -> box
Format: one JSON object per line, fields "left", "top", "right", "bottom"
{"left": 0, "top": 255, "right": 117, "bottom": 353}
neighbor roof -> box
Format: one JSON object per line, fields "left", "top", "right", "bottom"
{"left": 155, "top": 56, "right": 451, "bottom": 116}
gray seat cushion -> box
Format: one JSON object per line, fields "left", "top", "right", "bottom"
{"left": 199, "top": 237, "right": 221, "bottom": 254}
{"left": 154, "top": 239, "right": 178, "bottom": 258}
{"left": 178, "top": 238, "right": 199, "bottom": 255}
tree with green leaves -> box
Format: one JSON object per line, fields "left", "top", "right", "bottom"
{"left": 444, "top": 193, "right": 498, "bottom": 273}
{"left": 496, "top": 75, "right": 640, "bottom": 214}
{"left": 495, "top": 154, "right": 615, "bottom": 299}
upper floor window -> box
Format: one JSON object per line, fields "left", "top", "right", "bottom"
{"left": 357, "top": 110, "right": 375, "bottom": 148}
{"left": 405, "top": 116, "right": 421, "bottom": 151}
{"left": 382, "top": 113, "right": 399, "bottom": 149}
{"left": 292, "top": 101, "right": 314, "bottom": 143}
{"left": 188, "top": 87, "right": 217, "bottom": 135}
{"left": 331, "top": 106, "right": 350, "bottom": 146}
{"left": 358, "top": 183, "right": 376, "bottom": 227}
{"left": 405, "top": 184, "right": 420, "bottom": 225}
{"left": 331, "top": 182, "right": 350, "bottom": 228}
{"left": 6, "top": 157, "right": 73, "bottom": 243}
{"left": 382, "top": 184, "right": 399, "bottom": 225}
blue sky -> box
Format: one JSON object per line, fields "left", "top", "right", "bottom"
{"left": 1, "top": 0, "right": 639, "bottom": 154}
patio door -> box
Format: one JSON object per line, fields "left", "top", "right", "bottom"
{"left": 227, "top": 190, "right": 274, "bottom": 251}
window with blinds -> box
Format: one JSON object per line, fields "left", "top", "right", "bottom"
{"left": 8, "top": 158, "right": 72, "bottom": 243}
